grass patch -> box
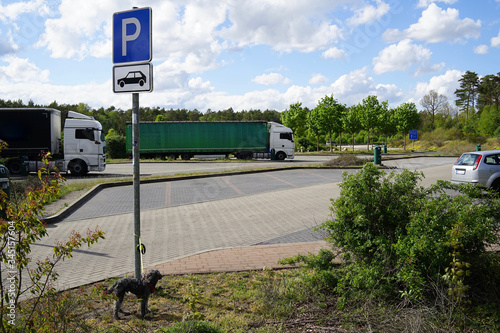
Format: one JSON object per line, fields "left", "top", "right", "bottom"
{"left": 11, "top": 266, "right": 500, "bottom": 332}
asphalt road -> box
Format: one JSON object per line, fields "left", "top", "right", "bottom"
{"left": 22, "top": 156, "right": 456, "bottom": 293}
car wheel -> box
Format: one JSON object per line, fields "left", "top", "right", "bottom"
{"left": 491, "top": 179, "right": 500, "bottom": 193}
{"left": 139, "top": 80, "right": 145, "bottom": 86}
{"left": 119, "top": 81, "right": 125, "bottom": 87}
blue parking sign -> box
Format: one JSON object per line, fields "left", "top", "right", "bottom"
{"left": 409, "top": 130, "right": 418, "bottom": 140}
{"left": 113, "top": 7, "right": 152, "bottom": 64}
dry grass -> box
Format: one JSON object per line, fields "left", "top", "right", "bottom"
{"left": 323, "top": 155, "right": 371, "bottom": 167}
{"left": 12, "top": 267, "right": 500, "bottom": 332}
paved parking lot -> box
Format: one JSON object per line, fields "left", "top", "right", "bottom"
{"left": 22, "top": 157, "right": 455, "bottom": 293}
{"left": 65, "top": 168, "right": 352, "bottom": 221}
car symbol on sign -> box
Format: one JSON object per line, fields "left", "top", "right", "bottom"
{"left": 117, "top": 71, "right": 147, "bottom": 87}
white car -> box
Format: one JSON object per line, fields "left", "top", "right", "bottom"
{"left": 451, "top": 150, "right": 500, "bottom": 191}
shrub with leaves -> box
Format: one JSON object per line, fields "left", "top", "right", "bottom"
{"left": 105, "top": 134, "right": 126, "bottom": 159}
{"left": 317, "top": 163, "right": 500, "bottom": 304}
{"left": 0, "top": 153, "right": 105, "bottom": 332}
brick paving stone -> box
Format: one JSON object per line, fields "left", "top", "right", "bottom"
{"left": 149, "top": 241, "right": 335, "bottom": 275}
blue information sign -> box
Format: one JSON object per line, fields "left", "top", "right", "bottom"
{"left": 409, "top": 130, "right": 418, "bottom": 140}
{"left": 113, "top": 7, "right": 152, "bottom": 64}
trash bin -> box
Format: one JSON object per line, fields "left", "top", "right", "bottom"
{"left": 374, "top": 146, "right": 381, "bottom": 165}
{"left": 476, "top": 144, "right": 481, "bottom": 152}
{"left": 270, "top": 148, "right": 276, "bottom": 160}
{"left": 0, "top": 165, "right": 10, "bottom": 219}
{"left": 383, "top": 144, "right": 387, "bottom": 154}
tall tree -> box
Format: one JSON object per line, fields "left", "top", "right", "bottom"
{"left": 306, "top": 108, "right": 324, "bottom": 151}
{"left": 420, "top": 90, "right": 448, "bottom": 129}
{"left": 377, "top": 106, "right": 396, "bottom": 145}
{"left": 358, "top": 95, "right": 384, "bottom": 150}
{"left": 393, "top": 102, "right": 420, "bottom": 150}
{"left": 315, "top": 94, "right": 346, "bottom": 152}
{"left": 343, "top": 106, "right": 361, "bottom": 151}
{"left": 478, "top": 73, "right": 500, "bottom": 110}
{"left": 281, "top": 102, "right": 307, "bottom": 137}
{"left": 455, "top": 71, "right": 479, "bottom": 123}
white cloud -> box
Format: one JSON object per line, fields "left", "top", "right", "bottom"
{"left": 252, "top": 72, "right": 291, "bottom": 85}
{"left": 414, "top": 69, "right": 463, "bottom": 104}
{"left": 330, "top": 67, "right": 403, "bottom": 106}
{"left": 0, "top": 55, "right": 49, "bottom": 82}
{"left": 0, "top": 0, "right": 52, "bottom": 22}
{"left": 383, "top": 3, "right": 480, "bottom": 43}
{"left": 491, "top": 30, "right": 500, "bottom": 48}
{"left": 474, "top": 44, "right": 489, "bottom": 54}
{"left": 347, "top": 0, "right": 390, "bottom": 27}
{"left": 309, "top": 73, "right": 328, "bottom": 85}
{"left": 218, "top": 1, "right": 345, "bottom": 53}
{"left": 188, "top": 77, "right": 212, "bottom": 91}
{"left": 36, "top": 0, "right": 117, "bottom": 59}
{"left": 185, "top": 88, "right": 287, "bottom": 112}
{"left": 0, "top": 78, "right": 114, "bottom": 110}
{"left": 373, "top": 39, "right": 444, "bottom": 75}
{"left": 321, "top": 47, "right": 346, "bottom": 60}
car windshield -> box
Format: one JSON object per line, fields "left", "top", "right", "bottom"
{"left": 455, "top": 153, "right": 480, "bottom": 166}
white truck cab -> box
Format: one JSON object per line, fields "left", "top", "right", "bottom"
{"left": 63, "top": 111, "right": 106, "bottom": 175}
{"left": 269, "top": 122, "right": 295, "bottom": 160}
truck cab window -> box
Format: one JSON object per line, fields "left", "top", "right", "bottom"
{"left": 280, "top": 132, "right": 294, "bottom": 142}
{"left": 76, "top": 128, "right": 95, "bottom": 141}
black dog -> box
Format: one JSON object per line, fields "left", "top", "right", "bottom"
{"left": 106, "top": 269, "right": 163, "bottom": 319}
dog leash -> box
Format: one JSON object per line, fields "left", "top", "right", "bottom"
{"left": 135, "top": 234, "right": 147, "bottom": 277}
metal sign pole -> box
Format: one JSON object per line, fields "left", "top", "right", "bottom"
{"left": 113, "top": 7, "right": 152, "bottom": 279}
{"left": 132, "top": 92, "right": 141, "bottom": 279}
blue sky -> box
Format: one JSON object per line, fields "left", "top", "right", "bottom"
{"left": 0, "top": 0, "right": 499, "bottom": 112}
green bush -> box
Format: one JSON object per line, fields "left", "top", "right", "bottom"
{"left": 316, "top": 163, "right": 500, "bottom": 303}
{"left": 298, "top": 137, "right": 316, "bottom": 151}
{"left": 105, "top": 134, "right": 127, "bottom": 159}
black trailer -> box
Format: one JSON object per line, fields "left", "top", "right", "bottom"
{"left": 0, "top": 108, "right": 62, "bottom": 158}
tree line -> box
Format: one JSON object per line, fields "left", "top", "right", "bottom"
{"left": 283, "top": 70, "right": 500, "bottom": 151}
{"left": 1, "top": 70, "right": 498, "bottom": 155}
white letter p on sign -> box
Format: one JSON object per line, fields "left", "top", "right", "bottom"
{"left": 122, "top": 18, "right": 141, "bottom": 56}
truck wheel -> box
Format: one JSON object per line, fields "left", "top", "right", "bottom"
{"left": 167, "top": 154, "right": 178, "bottom": 160}
{"left": 180, "top": 153, "right": 191, "bottom": 160}
{"left": 237, "top": 152, "right": 252, "bottom": 160}
{"left": 6, "top": 159, "right": 22, "bottom": 175}
{"left": 275, "top": 151, "right": 286, "bottom": 160}
{"left": 69, "top": 160, "right": 88, "bottom": 176}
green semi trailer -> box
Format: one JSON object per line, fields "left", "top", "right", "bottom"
{"left": 125, "top": 121, "right": 295, "bottom": 160}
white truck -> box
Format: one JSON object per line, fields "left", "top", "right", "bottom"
{"left": 0, "top": 108, "right": 106, "bottom": 176}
